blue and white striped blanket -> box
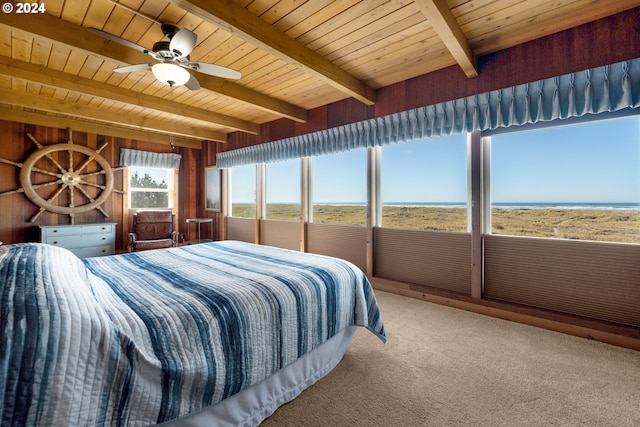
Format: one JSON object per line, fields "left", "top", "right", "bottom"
{"left": 0, "top": 241, "right": 385, "bottom": 426}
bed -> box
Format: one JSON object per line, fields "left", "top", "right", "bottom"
{"left": 0, "top": 240, "right": 385, "bottom": 426}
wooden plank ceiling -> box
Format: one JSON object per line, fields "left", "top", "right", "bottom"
{"left": 0, "top": 0, "right": 638, "bottom": 148}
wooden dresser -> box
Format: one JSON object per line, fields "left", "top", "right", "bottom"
{"left": 39, "top": 223, "right": 116, "bottom": 258}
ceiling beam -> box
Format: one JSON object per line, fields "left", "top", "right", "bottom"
{"left": 0, "top": 56, "right": 260, "bottom": 135}
{"left": 0, "top": 106, "right": 203, "bottom": 149}
{"left": 169, "top": 0, "right": 377, "bottom": 105}
{"left": 0, "top": 13, "right": 308, "bottom": 122}
{"left": 415, "top": 0, "right": 478, "bottom": 78}
{"left": 191, "top": 72, "right": 308, "bottom": 123}
{"left": 0, "top": 91, "right": 227, "bottom": 142}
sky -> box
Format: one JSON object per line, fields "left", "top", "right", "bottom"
{"left": 130, "top": 166, "right": 169, "bottom": 186}
{"left": 491, "top": 115, "right": 640, "bottom": 203}
{"left": 231, "top": 115, "right": 640, "bottom": 205}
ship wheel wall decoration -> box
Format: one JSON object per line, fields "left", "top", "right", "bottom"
{"left": 0, "top": 129, "right": 125, "bottom": 224}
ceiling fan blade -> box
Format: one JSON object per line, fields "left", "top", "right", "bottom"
{"left": 88, "top": 27, "right": 148, "bottom": 53}
{"left": 184, "top": 74, "right": 201, "bottom": 91}
{"left": 188, "top": 62, "right": 241, "bottom": 80}
{"left": 113, "top": 63, "right": 154, "bottom": 73}
{"left": 169, "top": 29, "right": 197, "bottom": 58}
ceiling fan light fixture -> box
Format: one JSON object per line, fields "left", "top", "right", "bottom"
{"left": 152, "top": 63, "right": 190, "bottom": 87}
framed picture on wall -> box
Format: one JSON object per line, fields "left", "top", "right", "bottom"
{"left": 205, "top": 166, "right": 221, "bottom": 212}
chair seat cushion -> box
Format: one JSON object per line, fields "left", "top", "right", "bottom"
{"left": 133, "top": 239, "right": 174, "bottom": 251}
{"left": 136, "top": 223, "right": 173, "bottom": 241}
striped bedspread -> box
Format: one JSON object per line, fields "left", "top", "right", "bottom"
{"left": 0, "top": 241, "right": 385, "bottom": 426}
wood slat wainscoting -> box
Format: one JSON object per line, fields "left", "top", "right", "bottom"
{"left": 374, "top": 228, "right": 472, "bottom": 295}
{"left": 260, "top": 219, "right": 300, "bottom": 251}
{"left": 306, "top": 223, "right": 367, "bottom": 273}
{"left": 484, "top": 235, "right": 640, "bottom": 327}
{"left": 226, "top": 217, "right": 255, "bottom": 243}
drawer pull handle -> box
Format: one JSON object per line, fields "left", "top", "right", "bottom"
{"left": 101, "top": 237, "right": 106, "bottom": 240}
{"left": 52, "top": 241, "right": 58, "bottom": 244}
{"left": 52, "top": 230, "right": 58, "bottom": 233}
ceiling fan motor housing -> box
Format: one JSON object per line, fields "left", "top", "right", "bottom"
{"left": 152, "top": 41, "right": 175, "bottom": 59}
{"left": 92, "top": 22, "right": 241, "bottom": 87}
{"left": 159, "top": 23, "right": 196, "bottom": 58}
{"left": 161, "top": 23, "right": 180, "bottom": 39}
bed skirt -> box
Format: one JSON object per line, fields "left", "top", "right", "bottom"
{"left": 159, "top": 325, "right": 357, "bottom": 426}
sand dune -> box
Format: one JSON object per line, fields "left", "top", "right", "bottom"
{"left": 232, "top": 204, "right": 640, "bottom": 244}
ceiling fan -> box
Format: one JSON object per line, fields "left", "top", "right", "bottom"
{"left": 90, "top": 23, "right": 241, "bottom": 90}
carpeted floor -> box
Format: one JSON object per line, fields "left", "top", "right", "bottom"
{"left": 260, "top": 290, "right": 640, "bottom": 426}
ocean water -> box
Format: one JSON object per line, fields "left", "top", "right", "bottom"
{"left": 493, "top": 202, "right": 640, "bottom": 211}
{"left": 380, "top": 202, "right": 640, "bottom": 211}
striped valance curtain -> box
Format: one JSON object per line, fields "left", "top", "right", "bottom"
{"left": 120, "top": 148, "right": 182, "bottom": 169}
{"left": 216, "top": 58, "right": 640, "bottom": 168}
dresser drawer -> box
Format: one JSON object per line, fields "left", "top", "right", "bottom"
{"left": 40, "top": 223, "right": 116, "bottom": 258}
{"left": 79, "top": 223, "right": 115, "bottom": 235}
{"left": 46, "top": 233, "right": 113, "bottom": 249}
{"left": 69, "top": 245, "right": 113, "bottom": 258}
{"left": 42, "top": 223, "right": 115, "bottom": 237}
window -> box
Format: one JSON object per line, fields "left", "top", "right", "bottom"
{"left": 311, "top": 148, "right": 367, "bottom": 226}
{"left": 380, "top": 134, "right": 468, "bottom": 231}
{"left": 489, "top": 115, "right": 640, "bottom": 243}
{"left": 129, "top": 166, "right": 172, "bottom": 208}
{"left": 230, "top": 164, "right": 256, "bottom": 218}
{"left": 265, "top": 159, "right": 301, "bottom": 221}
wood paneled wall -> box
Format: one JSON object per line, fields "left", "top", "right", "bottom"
{"left": 224, "top": 8, "right": 640, "bottom": 150}
{"left": 0, "top": 121, "right": 223, "bottom": 250}
{"left": 2, "top": 9, "right": 638, "bottom": 250}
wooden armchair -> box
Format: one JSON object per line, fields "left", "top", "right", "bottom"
{"left": 128, "top": 210, "right": 180, "bottom": 252}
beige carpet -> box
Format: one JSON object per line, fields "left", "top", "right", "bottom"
{"left": 261, "top": 291, "right": 640, "bottom": 426}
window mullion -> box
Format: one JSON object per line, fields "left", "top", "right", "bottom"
{"left": 469, "top": 130, "right": 483, "bottom": 299}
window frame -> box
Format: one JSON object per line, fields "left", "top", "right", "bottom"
{"left": 309, "top": 147, "right": 368, "bottom": 226}
{"left": 127, "top": 166, "right": 175, "bottom": 210}
{"left": 378, "top": 134, "right": 469, "bottom": 232}
{"left": 264, "top": 158, "right": 302, "bottom": 222}
{"left": 229, "top": 163, "right": 257, "bottom": 219}
{"left": 484, "top": 113, "right": 640, "bottom": 244}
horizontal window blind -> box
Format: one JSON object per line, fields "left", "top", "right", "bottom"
{"left": 306, "top": 223, "right": 367, "bottom": 272}
{"left": 260, "top": 219, "right": 300, "bottom": 251}
{"left": 374, "top": 228, "right": 472, "bottom": 294}
{"left": 226, "top": 217, "right": 255, "bottom": 243}
{"left": 484, "top": 235, "right": 640, "bottom": 327}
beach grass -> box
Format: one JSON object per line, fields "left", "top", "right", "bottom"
{"left": 231, "top": 204, "right": 640, "bottom": 243}
{"left": 491, "top": 208, "right": 640, "bottom": 243}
